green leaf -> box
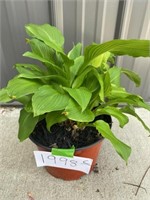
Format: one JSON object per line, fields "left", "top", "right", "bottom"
{"left": 120, "top": 105, "right": 150, "bottom": 133}
{"left": 0, "top": 88, "right": 12, "bottom": 103}
{"left": 18, "top": 109, "right": 39, "bottom": 141}
{"left": 59, "top": 52, "right": 74, "bottom": 67}
{"left": 127, "top": 95, "right": 150, "bottom": 111}
{"left": 23, "top": 51, "right": 52, "bottom": 65}
{"left": 32, "top": 85, "right": 69, "bottom": 116}
{"left": 14, "top": 63, "right": 45, "bottom": 74}
{"left": 84, "top": 73, "right": 99, "bottom": 93}
{"left": 72, "top": 66, "right": 93, "bottom": 88}
{"left": 65, "top": 99, "right": 95, "bottom": 122}
{"left": 26, "top": 39, "right": 56, "bottom": 64}
{"left": 63, "top": 87, "right": 92, "bottom": 111}
{"left": 15, "top": 65, "right": 45, "bottom": 79}
{"left": 108, "top": 66, "right": 121, "bottom": 86}
{"left": 96, "top": 106, "right": 129, "bottom": 128}
{"left": 84, "top": 40, "right": 150, "bottom": 66}
{"left": 68, "top": 43, "right": 82, "bottom": 60}
{"left": 121, "top": 68, "right": 141, "bottom": 87}
{"left": 23, "top": 52, "right": 67, "bottom": 80}
{"left": 24, "top": 39, "right": 62, "bottom": 69}
{"left": 108, "top": 86, "right": 130, "bottom": 99}
{"left": 7, "top": 77, "right": 42, "bottom": 99}
{"left": 89, "top": 51, "right": 111, "bottom": 68}
{"left": 104, "top": 72, "right": 112, "bottom": 96}
{"left": 17, "top": 96, "right": 31, "bottom": 105}
{"left": 70, "top": 56, "right": 84, "bottom": 84}
{"left": 98, "top": 74, "right": 104, "bottom": 102}
{"left": 93, "top": 70, "right": 104, "bottom": 102}
{"left": 59, "top": 53, "right": 74, "bottom": 77}
{"left": 24, "top": 100, "right": 33, "bottom": 113}
{"left": 106, "top": 94, "right": 150, "bottom": 111}
{"left": 18, "top": 73, "right": 69, "bottom": 86}
{"left": 46, "top": 111, "right": 67, "bottom": 130}
{"left": 94, "top": 120, "right": 131, "bottom": 162}
{"left": 24, "top": 47, "right": 71, "bottom": 79}
{"left": 25, "top": 23, "right": 64, "bottom": 52}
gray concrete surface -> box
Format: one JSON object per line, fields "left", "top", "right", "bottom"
{"left": 0, "top": 107, "right": 150, "bottom": 200}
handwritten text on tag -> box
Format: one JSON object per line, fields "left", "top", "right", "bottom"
{"left": 34, "top": 151, "right": 93, "bottom": 174}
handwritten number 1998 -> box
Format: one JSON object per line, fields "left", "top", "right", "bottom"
{"left": 41, "top": 154, "right": 90, "bottom": 167}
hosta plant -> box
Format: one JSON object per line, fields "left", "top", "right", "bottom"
{"left": 0, "top": 23, "right": 150, "bottom": 163}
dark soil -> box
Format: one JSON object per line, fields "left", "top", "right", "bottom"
{"left": 30, "top": 115, "right": 112, "bottom": 149}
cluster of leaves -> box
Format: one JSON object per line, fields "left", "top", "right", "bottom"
{"left": 0, "top": 24, "right": 150, "bottom": 163}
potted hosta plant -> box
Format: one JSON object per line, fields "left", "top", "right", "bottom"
{"left": 0, "top": 24, "right": 150, "bottom": 180}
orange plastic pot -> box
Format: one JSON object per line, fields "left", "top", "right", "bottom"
{"left": 33, "top": 139, "right": 103, "bottom": 180}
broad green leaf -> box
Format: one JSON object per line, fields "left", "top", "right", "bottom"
{"left": 105, "top": 98, "right": 134, "bottom": 106}
{"left": 108, "top": 86, "right": 130, "bottom": 99}
{"left": 25, "top": 23, "right": 64, "bottom": 52}
{"left": 70, "top": 56, "right": 84, "bottom": 84}
{"left": 89, "top": 51, "right": 111, "bottom": 68}
{"left": 98, "top": 74, "right": 104, "bottom": 102}
{"left": 32, "top": 85, "right": 69, "bottom": 116}
{"left": 95, "top": 106, "right": 129, "bottom": 128}
{"left": 68, "top": 43, "right": 82, "bottom": 60}
{"left": 15, "top": 65, "right": 45, "bottom": 79}
{"left": 104, "top": 72, "right": 112, "bottom": 96}
{"left": 0, "top": 88, "right": 12, "bottom": 103}
{"left": 24, "top": 100, "right": 33, "bottom": 112}
{"left": 121, "top": 68, "right": 141, "bottom": 87}
{"left": 27, "top": 39, "right": 56, "bottom": 65}
{"left": 59, "top": 52, "right": 74, "bottom": 67}
{"left": 23, "top": 51, "right": 52, "bottom": 64}
{"left": 84, "top": 73, "right": 99, "bottom": 92}
{"left": 63, "top": 87, "right": 92, "bottom": 111}
{"left": 23, "top": 52, "right": 67, "bottom": 79}
{"left": 27, "top": 39, "right": 71, "bottom": 77}
{"left": 24, "top": 39, "right": 65, "bottom": 72}
{"left": 65, "top": 99, "right": 95, "bottom": 122}
{"left": 18, "top": 73, "right": 69, "bottom": 86}
{"left": 7, "top": 77, "right": 42, "bottom": 99}
{"left": 89, "top": 94, "right": 100, "bottom": 110}
{"left": 93, "top": 70, "right": 104, "bottom": 102}
{"left": 59, "top": 53, "right": 74, "bottom": 77}
{"left": 46, "top": 111, "right": 67, "bottom": 130}
{"left": 84, "top": 40, "right": 150, "bottom": 66}
{"left": 127, "top": 95, "right": 150, "bottom": 111}
{"left": 14, "top": 63, "right": 45, "bottom": 73}
{"left": 72, "top": 66, "right": 93, "bottom": 88}
{"left": 120, "top": 105, "right": 150, "bottom": 133}
{"left": 54, "top": 52, "right": 64, "bottom": 65}
{"left": 106, "top": 94, "right": 150, "bottom": 111}
{"left": 18, "top": 109, "right": 39, "bottom": 141}
{"left": 17, "top": 96, "right": 31, "bottom": 105}
{"left": 108, "top": 66, "right": 121, "bottom": 86}
{"left": 18, "top": 73, "right": 48, "bottom": 80}
{"left": 94, "top": 120, "right": 131, "bottom": 162}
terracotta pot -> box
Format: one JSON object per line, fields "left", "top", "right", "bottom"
{"left": 30, "top": 136, "right": 104, "bottom": 180}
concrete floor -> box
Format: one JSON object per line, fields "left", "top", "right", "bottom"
{"left": 0, "top": 107, "right": 150, "bottom": 200}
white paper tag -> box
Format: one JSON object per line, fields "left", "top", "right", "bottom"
{"left": 34, "top": 151, "right": 93, "bottom": 174}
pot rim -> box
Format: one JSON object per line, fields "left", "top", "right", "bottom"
{"left": 29, "top": 134, "right": 104, "bottom": 152}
